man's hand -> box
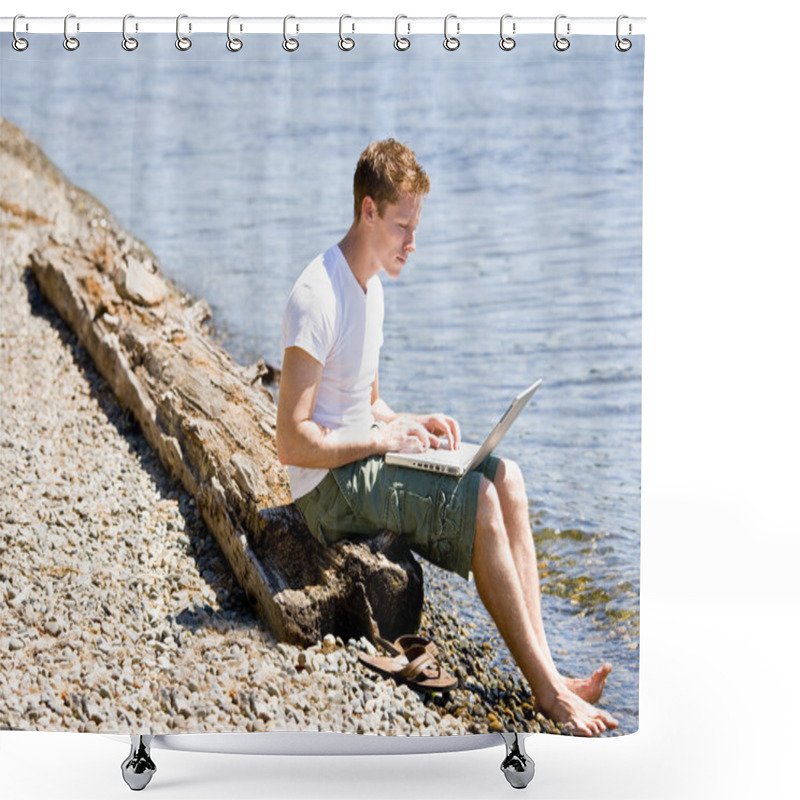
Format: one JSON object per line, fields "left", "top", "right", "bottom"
{"left": 414, "top": 412, "right": 462, "bottom": 451}
{"left": 371, "top": 413, "right": 462, "bottom": 454}
{"left": 372, "top": 418, "right": 433, "bottom": 454}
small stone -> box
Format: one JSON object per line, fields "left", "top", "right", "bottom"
{"left": 265, "top": 682, "right": 280, "bottom": 698}
{"left": 358, "top": 637, "right": 377, "bottom": 657}
{"left": 114, "top": 256, "right": 166, "bottom": 307}
{"left": 321, "top": 633, "right": 336, "bottom": 654}
{"left": 173, "top": 694, "right": 192, "bottom": 718}
{"left": 276, "top": 643, "right": 294, "bottom": 659}
{"left": 253, "top": 699, "right": 272, "bottom": 722}
{"left": 8, "top": 638, "right": 24, "bottom": 651}
{"left": 85, "top": 703, "right": 105, "bottom": 724}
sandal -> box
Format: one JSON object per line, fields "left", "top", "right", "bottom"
{"left": 358, "top": 642, "right": 458, "bottom": 694}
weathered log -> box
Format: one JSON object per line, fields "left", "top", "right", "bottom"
{"left": 1, "top": 117, "right": 423, "bottom": 646}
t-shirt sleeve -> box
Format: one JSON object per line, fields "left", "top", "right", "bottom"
{"left": 281, "top": 280, "right": 335, "bottom": 366}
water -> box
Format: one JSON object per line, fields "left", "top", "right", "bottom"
{"left": 2, "top": 33, "right": 643, "bottom": 732}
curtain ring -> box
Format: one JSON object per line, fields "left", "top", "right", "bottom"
{"left": 12, "top": 15, "right": 29, "bottom": 52}
{"left": 283, "top": 15, "right": 299, "bottom": 52}
{"left": 63, "top": 14, "right": 80, "bottom": 51}
{"left": 443, "top": 14, "right": 460, "bottom": 51}
{"left": 394, "top": 15, "right": 410, "bottom": 51}
{"left": 175, "top": 14, "right": 192, "bottom": 51}
{"left": 122, "top": 14, "right": 138, "bottom": 51}
{"left": 227, "top": 15, "right": 243, "bottom": 51}
{"left": 338, "top": 15, "right": 355, "bottom": 51}
{"left": 499, "top": 14, "right": 516, "bottom": 51}
{"left": 615, "top": 15, "right": 632, "bottom": 51}
{"left": 553, "top": 14, "right": 570, "bottom": 51}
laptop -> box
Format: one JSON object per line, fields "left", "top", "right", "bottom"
{"left": 385, "top": 379, "right": 542, "bottom": 477}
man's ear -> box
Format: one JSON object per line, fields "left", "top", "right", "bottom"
{"left": 361, "top": 195, "right": 377, "bottom": 224}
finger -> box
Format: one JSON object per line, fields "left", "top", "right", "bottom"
{"left": 428, "top": 414, "right": 453, "bottom": 449}
{"left": 409, "top": 423, "right": 432, "bottom": 450}
{"left": 444, "top": 415, "right": 460, "bottom": 449}
{"left": 435, "top": 415, "right": 454, "bottom": 450}
{"left": 400, "top": 436, "right": 424, "bottom": 454}
{"left": 452, "top": 417, "right": 461, "bottom": 448}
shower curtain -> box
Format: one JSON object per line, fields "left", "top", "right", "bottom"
{"left": 1, "top": 23, "right": 643, "bottom": 740}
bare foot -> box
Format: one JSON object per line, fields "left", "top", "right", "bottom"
{"left": 564, "top": 663, "right": 612, "bottom": 704}
{"left": 537, "top": 683, "right": 618, "bottom": 737}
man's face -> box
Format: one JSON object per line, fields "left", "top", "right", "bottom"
{"left": 371, "top": 193, "right": 424, "bottom": 280}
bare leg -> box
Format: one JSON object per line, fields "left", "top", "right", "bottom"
{"left": 471, "top": 476, "right": 617, "bottom": 736}
{"left": 491, "top": 459, "right": 612, "bottom": 705}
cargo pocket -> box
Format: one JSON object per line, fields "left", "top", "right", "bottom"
{"left": 426, "top": 489, "right": 458, "bottom": 571}
{"left": 385, "top": 486, "right": 459, "bottom": 571}
{"left": 329, "top": 468, "right": 357, "bottom": 516}
{"left": 295, "top": 476, "right": 337, "bottom": 546}
{"left": 329, "top": 458, "right": 387, "bottom": 535}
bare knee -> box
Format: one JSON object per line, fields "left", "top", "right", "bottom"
{"left": 473, "top": 476, "right": 511, "bottom": 567}
{"left": 495, "top": 458, "right": 527, "bottom": 503}
{"left": 475, "top": 476, "right": 504, "bottom": 540}
{"left": 493, "top": 458, "right": 535, "bottom": 550}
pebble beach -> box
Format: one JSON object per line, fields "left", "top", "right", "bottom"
{"left": 0, "top": 121, "right": 561, "bottom": 738}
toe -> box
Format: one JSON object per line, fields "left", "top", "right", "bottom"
{"left": 599, "top": 710, "right": 618, "bottom": 728}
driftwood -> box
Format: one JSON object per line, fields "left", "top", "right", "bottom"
{"left": 2, "top": 118, "right": 423, "bottom": 646}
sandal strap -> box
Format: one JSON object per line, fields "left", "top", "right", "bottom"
{"left": 396, "top": 636, "right": 439, "bottom": 660}
{"left": 397, "top": 646, "right": 441, "bottom": 681}
{"left": 374, "top": 634, "right": 440, "bottom": 667}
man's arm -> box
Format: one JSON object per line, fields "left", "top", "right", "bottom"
{"left": 276, "top": 348, "right": 435, "bottom": 468}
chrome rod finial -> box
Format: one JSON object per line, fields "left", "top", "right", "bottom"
{"left": 121, "top": 735, "right": 157, "bottom": 791}
{"left": 499, "top": 732, "right": 535, "bottom": 790}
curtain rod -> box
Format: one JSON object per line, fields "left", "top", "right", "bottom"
{"left": 1, "top": 16, "right": 646, "bottom": 37}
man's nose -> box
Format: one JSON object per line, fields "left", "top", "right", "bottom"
{"left": 404, "top": 230, "right": 416, "bottom": 252}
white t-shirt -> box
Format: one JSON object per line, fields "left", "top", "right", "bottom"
{"left": 281, "top": 244, "right": 384, "bottom": 499}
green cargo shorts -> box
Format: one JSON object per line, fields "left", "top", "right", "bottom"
{"left": 294, "top": 455, "right": 501, "bottom": 580}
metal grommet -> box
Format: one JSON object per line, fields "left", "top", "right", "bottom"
{"left": 615, "top": 15, "right": 632, "bottom": 52}
{"left": 175, "top": 14, "right": 192, "bottom": 51}
{"left": 283, "top": 15, "right": 299, "bottom": 52}
{"left": 443, "top": 14, "right": 460, "bottom": 51}
{"left": 394, "top": 15, "right": 410, "bottom": 51}
{"left": 499, "top": 14, "right": 516, "bottom": 51}
{"left": 12, "top": 15, "right": 29, "bottom": 51}
{"left": 122, "top": 14, "right": 138, "bottom": 51}
{"left": 553, "top": 14, "right": 570, "bottom": 52}
{"left": 227, "top": 15, "right": 243, "bottom": 52}
{"left": 338, "top": 14, "right": 355, "bottom": 51}
{"left": 63, "top": 14, "right": 80, "bottom": 51}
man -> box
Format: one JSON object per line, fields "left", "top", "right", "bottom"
{"left": 277, "top": 139, "right": 617, "bottom": 736}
